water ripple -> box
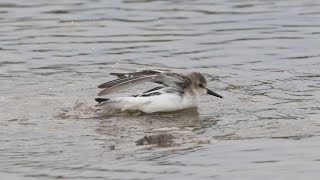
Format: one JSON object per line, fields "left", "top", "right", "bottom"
{"left": 1, "top": 0, "right": 320, "bottom": 179}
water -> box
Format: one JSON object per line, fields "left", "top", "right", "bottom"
{"left": 1, "top": 0, "right": 320, "bottom": 179}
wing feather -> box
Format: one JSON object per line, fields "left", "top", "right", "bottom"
{"left": 98, "top": 76, "right": 149, "bottom": 89}
{"left": 98, "top": 75, "right": 158, "bottom": 96}
{"left": 98, "top": 70, "right": 190, "bottom": 96}
{"left": 110, "top": 69, "right": 163, "bottom": 79}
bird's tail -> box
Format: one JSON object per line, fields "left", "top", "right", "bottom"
{"left": 95, "top": 97, "right": 137, "bottom": 112}
{"left": 95, "top": 98, "right": 110, "bottom": 104}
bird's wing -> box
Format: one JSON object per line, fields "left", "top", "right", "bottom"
{"left": 109, "top": 69, "right": 166, "bottom": 79}
{"left": 132, "top": 87, "right": 183, "bottom": 97}
{"left": 98, "top": 70, "right": 189, "bottom": 96}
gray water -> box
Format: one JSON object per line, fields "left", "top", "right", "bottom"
{"left": 1, "top": 0, "right": 320, "bottom": 179}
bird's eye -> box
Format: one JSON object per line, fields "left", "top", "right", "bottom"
{"left": 199, "top": 84, "right": 204, "bottom": 88}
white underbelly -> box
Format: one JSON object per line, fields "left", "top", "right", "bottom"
{"left": 139, "top": 94, "right": 197, "bottom": 113}
{"left": 99, "top": 94, "right": 198, "bottom": 113}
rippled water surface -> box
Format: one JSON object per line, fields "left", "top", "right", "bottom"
{"left": 1, "top": 0, "right": 320, "bottom": 179}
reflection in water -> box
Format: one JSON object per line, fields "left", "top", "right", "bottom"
{"left": 1, "top": 0, "right": 320, "bottom": 179}
{"left": 93, "top": 107, "right": 218, "bottom": 150}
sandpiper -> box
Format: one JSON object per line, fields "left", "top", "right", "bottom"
{"left": 95, "top": 69, "right": 222, "bottom": 113}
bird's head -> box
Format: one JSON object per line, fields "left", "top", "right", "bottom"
{"left": 188, "top": 72, "right": 223, "bottom": 98}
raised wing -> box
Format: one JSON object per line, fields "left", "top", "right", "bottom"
{"left": 98, "top": 70, "right": 189, "bottom": 96}
{"left": 109, "top": 69, "right": 165, "bottom": 79}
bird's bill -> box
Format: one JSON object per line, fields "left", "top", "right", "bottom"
{"left": 206, "top": 89, "right": 223, "bottom": 98}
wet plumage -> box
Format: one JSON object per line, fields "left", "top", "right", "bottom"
{"left": 96, "top": 69, "right": 222, "bottom": 113}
